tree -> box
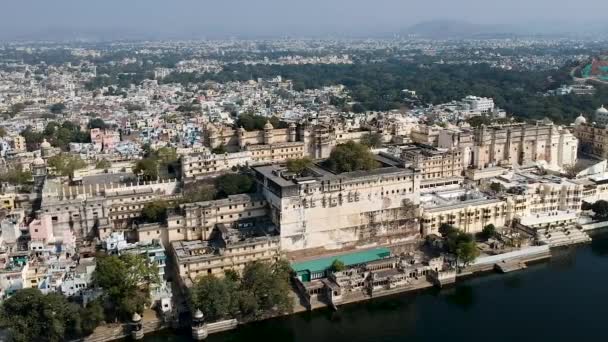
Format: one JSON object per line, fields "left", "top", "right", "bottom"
{"left": 351, "top": 103, "right": 366, "bottom": 113}
{"left": 324, "top": 141, "right": 378, "bottom": 173}
{"left": 481, "top": 224, "right": 497, "bottom": 240}
{"left": 241, "top": 261, "right": 293, "bottom": 315}
{"left": 211, "top": 144, "right": 227, "bottom": 154}
{"left": 489, "top": 182, "right": 504, "bottom": 193}
{"left": 439, "top": 223, "right": 457, "bottom": 237}
{"left": 140, "top": 200, "right": 168, "bottom": 223}
{"left": 330, "top": 259, "right": 346, "bottom": 272}
{"left": 88, "top": 118, "right": 107, "bottom": 129}
{"left": 361, "top": 132, "right": 383, "bottom": 148}
{"left": 0, "top": 288, "right": 96, "bottom": 342}
{"left": 563, "top": 164, "right": 584, "bottom": 179}
{"left": 215, "top": 173, "right": 254, "bottom": 197}
{"left": 155, "top": 147, "right": 178, "bottom": 164}
{"left": 235, "top": 113, "right": 287, "bottom": 131}
{"left": 190, "top": 259, "right": 293, "bottom": 322}
{"left": 592, "top": 200, "right": 608, "bottom": 220}
{"left": 286, "top": 157, "right": 312, "bottom": 174}
{"left": 80, "top": 299, "right": 105, "bottom": 335}
{"left": 181, "top": 181, "right": 218, "bottom": 203}
{"left": 0, "top": 167, "right": 32, "bottom": 185}
{"left": 95, "top": 159, "right": 112, "bottom": 170}
{"left": 133, "top": 158, "right": 159, "bottom": 181}
{"left": 23, "top": 121, "right": 90, "bottom": 151}
{"left": 49, "top": 103, "right": 66, "bottom": 114}
{"left": 443, "top": 228, "right": 479, "bottom": 264}
{"left": 190, "top": 275, "right": 232, "bottom": 321}
{"left": 9, "top": 103, "right": 25, "bottom": 117}
{"left": 47, "top": 153, "right": 86, "bottom": 177}
{"left": 456, "top": 240, "right": 480, "bottom": 265}
{"left": 93, "top": 254, "right": 159, "bottom": 321}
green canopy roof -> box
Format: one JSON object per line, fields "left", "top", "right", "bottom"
{"left": 291, "top": 247, "right": 391, "bottom": 275}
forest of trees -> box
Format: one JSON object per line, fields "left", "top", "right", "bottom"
{"left": 21, "top": 121, "right": 90, "bottom": 151}
{"left": 190, "top": 260, "right": 293, "bottom": 322}
{"left": 77, "top": 50, "right": 607, "bottom": 125}
{"left": 159, "top": 61, "right": 605, "bottom": 124}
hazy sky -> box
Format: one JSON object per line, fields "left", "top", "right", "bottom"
{"left": 0, "top": 0, "right": 606, "bottom": 38}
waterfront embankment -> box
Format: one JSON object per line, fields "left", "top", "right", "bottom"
{"left": 81, "top": 242, "right": 560, "bottom": 342}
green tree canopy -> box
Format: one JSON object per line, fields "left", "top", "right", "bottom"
{"left": 481, "top": 224, "right": 497, "bottom": 240}
{"left": 439, "top": 223, "right": 457, "bottom": 237}
{"left": 190, "top": 275, "right": 232, "bottom": 321}
{"left": 241, "top": 261, "right": 293, "bottom": 315}
{"left": 133, "top": 158, "right": 159, "bottom": 181}
{"left": 140, "top": 200, "right": 169, "bottom": 223}
{"left": 324, "top": 141, "right": 378, "bottom": 174}
{"left": 456, "top": 240, "right": 480, "bottom": 265}
{"left": 9, "top": 103, "right": 25, "bottom": 117}
{"left": 489, "top": 182, "right": 504, "bottom": 193}
{"left": 286, "top": 157, "right": 312, "bottom": 174}
{"left": 0, "top": 167, "right": 32, "bottom": 185}
{"left": 22, "top": 121, "right": 90, "bottom": 151}
{"left": 442, "top": 227, "right": 480, "bottom": 265}
{"left": 155, "top": 147, "right": 178, "bottom": 164}
{"left": 93, "top": 254, "right": 159, "bottom": 321}
{"left": 211, "top": 144, "right": 227, "bottom": 154}
{"left": 181, "top": 181, "right": 218, "bottom": 203}
{"left": 190, "top": 260, "right": 293, "bottom": 322}
{"left": 0, "top": 288, "right": 101, "bottom": 342}
{"left": 592, "top": 200, "right": 608, "bottom": 221}
{"left": 360, "top": 132, "right": 383, "bottom": 148}
{"left": 88, "top": 118, "right": 107, "bottom": 129}
{"left": 47, "top": 153, "right": 86, "bottom": 177}
{"left": 330, "top": 259, "right": 346, "bottom": 272}
{"left": 49, "top": 103, "right": 66, "bottom": 114}
{"left": 235, "top": 113, "right": 288, "bottom": 131}
{"left": 95, "top": 159, "right": 112, "bottom": 170}
{"left": 215, "top": 173, "right": 254, "bottom": 197}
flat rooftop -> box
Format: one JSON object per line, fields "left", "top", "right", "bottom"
{"left": 291, "top": 247, "right": 391, "bottom": 276}
{"left": 421, "top": 188, "right": 500, "bottom": 212}
{"left": 253, "top": 158, "right": 416, "bottom": 189}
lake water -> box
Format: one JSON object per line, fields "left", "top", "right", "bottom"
{"left": 144, "top": 237, "right": 608, "bottom": 342}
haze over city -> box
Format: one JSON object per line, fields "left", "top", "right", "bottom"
{"left": 1, "top": 0, "right": 607, "bottom": 39}
{"left": 2, "top": 1, "right": 608, "bottom": 342}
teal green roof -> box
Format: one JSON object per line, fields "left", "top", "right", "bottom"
{"left": 291, "top": 247, "right": 391, "bottom": 274}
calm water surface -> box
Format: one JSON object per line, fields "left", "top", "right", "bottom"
{"left": 144, "top": 238, "right": 608, "bottom": 342}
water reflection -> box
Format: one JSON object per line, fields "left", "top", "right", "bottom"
{"left": 143, "top": 241, "right": 608, "bottom": 342}
{"left": 503, "top": 275, "right": 522, "bottom": 289}
{"left": 548, "top": 247, "right": 577, "bottom": 270}
{"left": 590, "top": 237, "right": 608, "bottom": 256}
{"left": 443, "top": 285, "right": 474, "bottom": 311}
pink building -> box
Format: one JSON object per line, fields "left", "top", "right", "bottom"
{"left": 29, "top": 215, "right": 54, "bottom": 243}
{"left": 90, "top": 128, "right": 120, "bottom": 152}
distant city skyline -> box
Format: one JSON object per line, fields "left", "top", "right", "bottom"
{"left": 0, "top": 0, "right": 607, "bottom": 39}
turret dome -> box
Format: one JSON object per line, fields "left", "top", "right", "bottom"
{"left": 40, "top": 138, "right": 51, "bottom": 149}
{"left": 596, "top": 105, "right": 608, "bottom": 115}
{"left": 132, "top": 313, "right": 141, "bottom": 322}
{"left": 574, "top": 114, "right": 587, "bottom": 126}
{"left": 264, "top": 120, "right": 273, "bottom": 130}
{"left": 194, "top": 309, "right": 204, "bottom": 319}
{"left": 33, "top": 156, "right": 45, "bottom": 166}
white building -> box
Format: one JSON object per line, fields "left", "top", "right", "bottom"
{"left": 595, "top": 105, "right": 608, "bottom": 127}
{"left": 462, "top": 95, "right": 495, "bottom": 112}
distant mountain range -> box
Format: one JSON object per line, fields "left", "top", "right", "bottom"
{"left": 403, "top": 20, "right": 518, "bottom": 39}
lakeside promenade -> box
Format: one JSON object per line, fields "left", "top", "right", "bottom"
{"left": 80, "top": 240, "right": 561, "bottom": 342}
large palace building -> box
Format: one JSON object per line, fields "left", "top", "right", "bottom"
{"left": 252, "top": 159, "right": 422, "bottom": 253}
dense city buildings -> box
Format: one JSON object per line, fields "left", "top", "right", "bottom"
{"left": 0, "top": 35, "right": 608, "bottom": 341}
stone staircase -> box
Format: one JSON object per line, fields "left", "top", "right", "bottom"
{"left": 537, "top": 227, "right": 591, "bottom": 247}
